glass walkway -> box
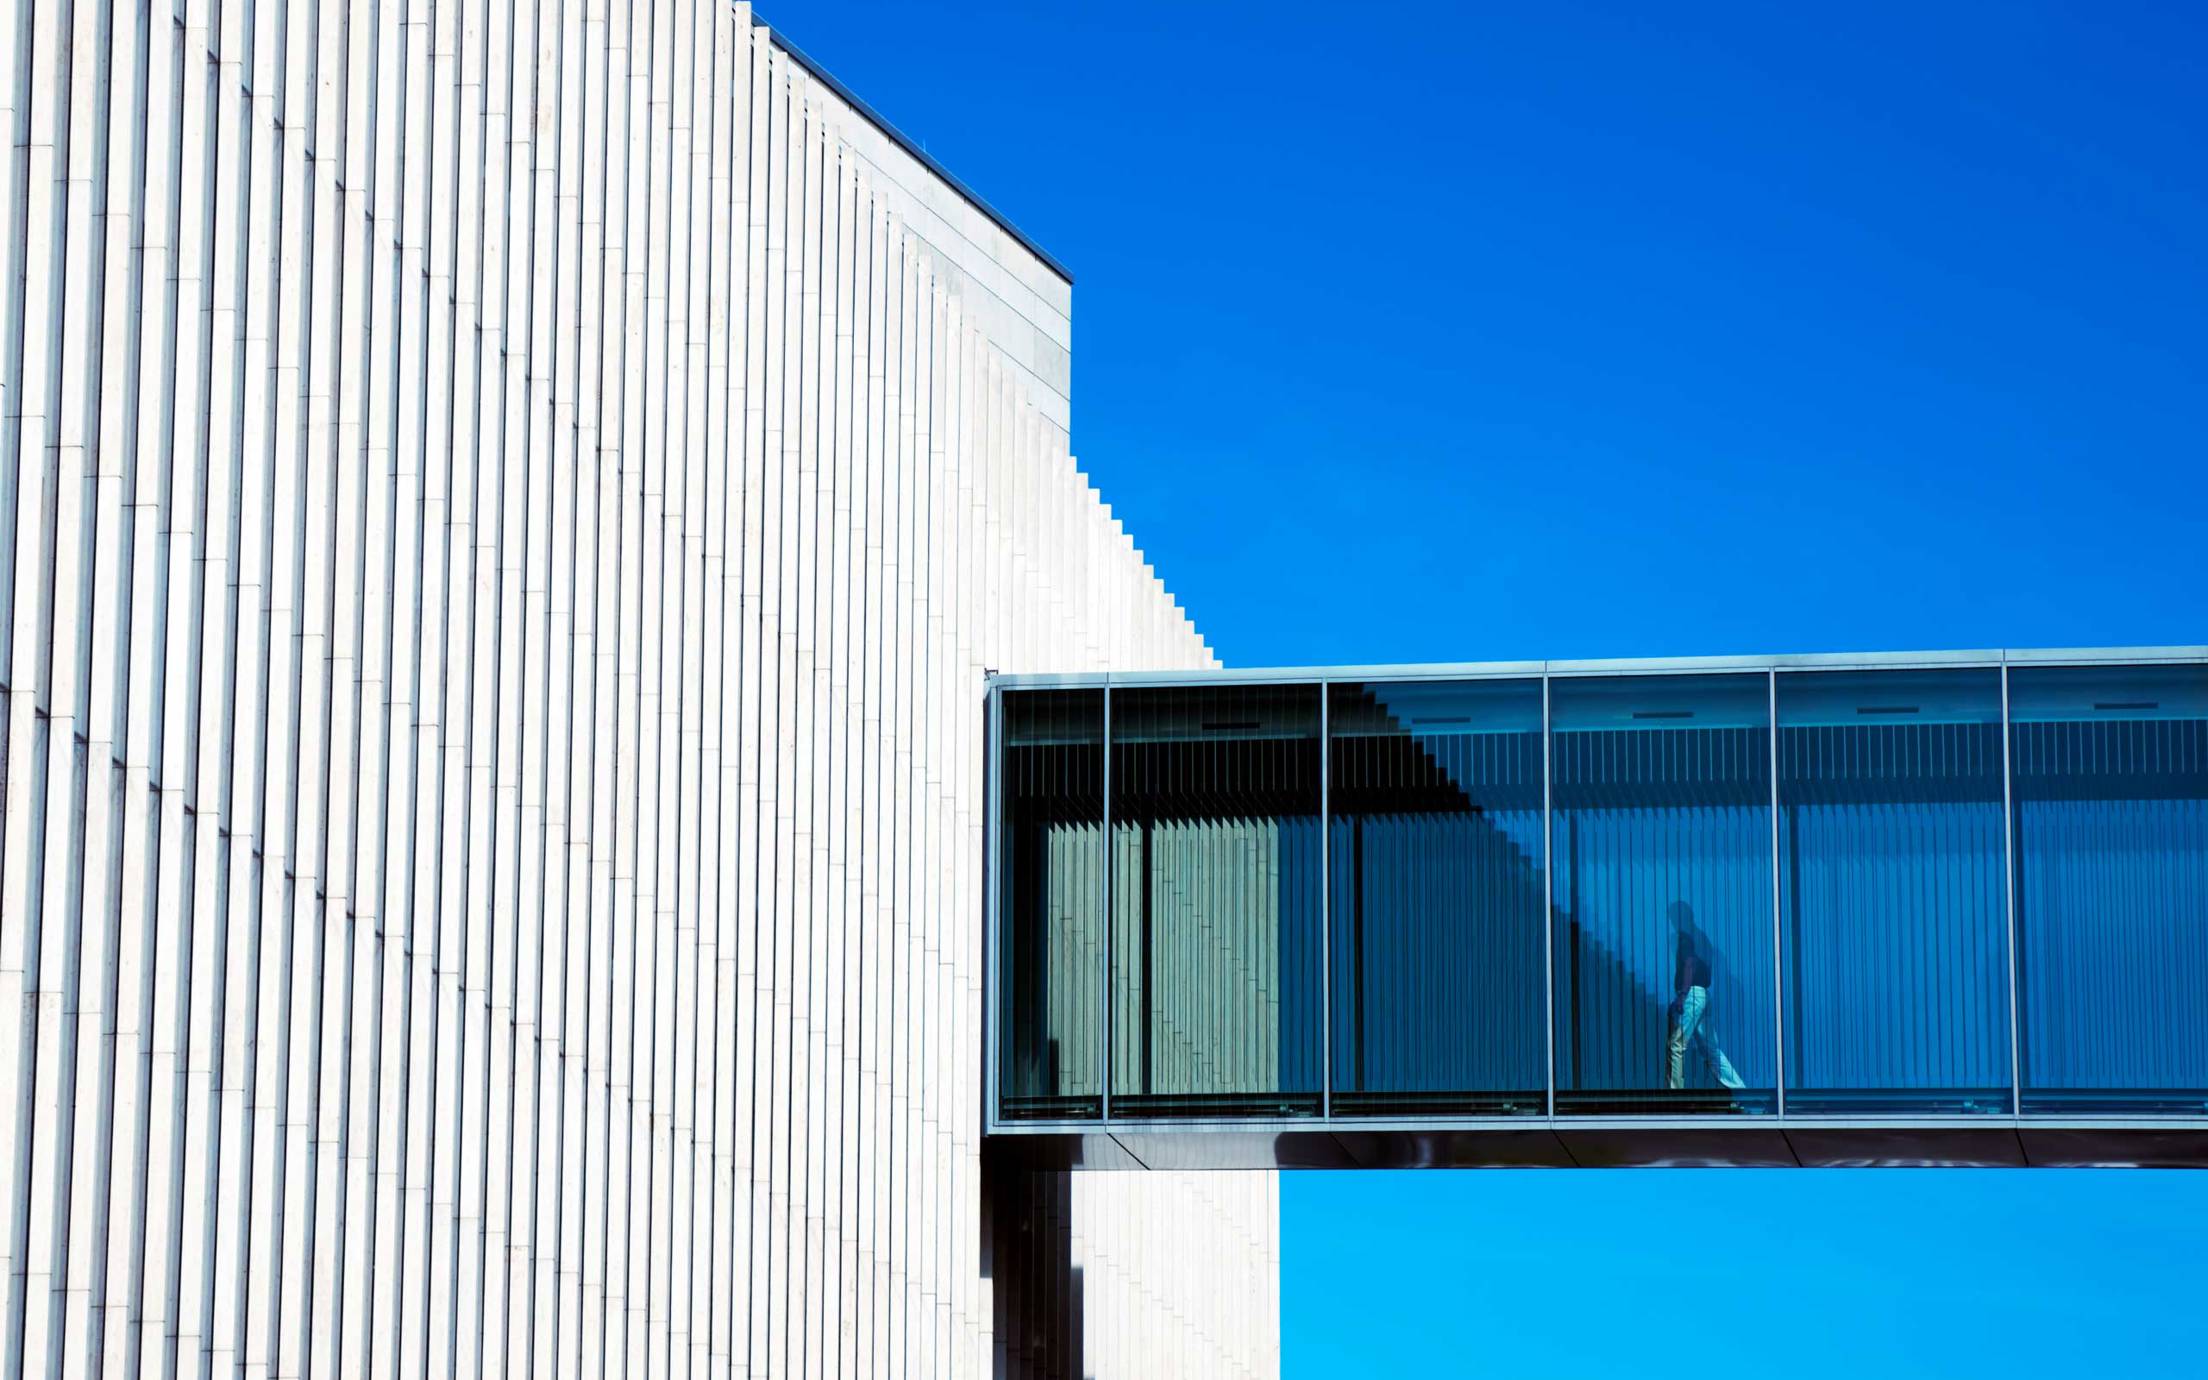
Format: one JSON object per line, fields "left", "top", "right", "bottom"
{"left": 984, "top": 649, "right": 2208, "bottom": 1168}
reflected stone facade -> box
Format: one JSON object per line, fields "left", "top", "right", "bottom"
{"left": 0, "top": 5, "right": 1277, "bottom": 1376}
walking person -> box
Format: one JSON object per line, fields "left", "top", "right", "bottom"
{"left": 1666, "top": 901, "right": 1745, "bottom": 1091}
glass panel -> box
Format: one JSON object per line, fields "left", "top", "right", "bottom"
{"left": 1777, "top": 669, "right": 2011, "bottom": 1114}
{"left": 1550, "top": 673, "right": 1776, "bottom": 1114}
{"left": 1328, "top": 679, "right": 1546, "bottom": 1115}
{"left": 2010, "top": 663, "right": 2208, "bottom": 1114}
{"left": 1109, "top": 684, "right": 1323, "bottom": 1116}
{"left": 997, "top": 690, "right": 1106, "bottom": 1120}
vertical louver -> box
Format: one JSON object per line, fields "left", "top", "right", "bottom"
{"left": 999, "top": 691, "right": 1105, "bottom": 1119}
{"left": 1550, "top": 676, "right": 1776, "bottom": 1113}
{"left": 1777, "top": 670, "right": 2011, "bottom": 1112}
{"left": 1108, "top": 686, "right": 1324, "bottom": 1117}
{"left": 1327, "top": 680, "right": 1546, "bottom": 1115}
{"left": 2011, "top": 666, "right": 2208, "bottom": 1112}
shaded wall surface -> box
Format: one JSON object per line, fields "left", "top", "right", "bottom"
{"left": 0, "top": 4, "right": 1277, "bottom": 1376}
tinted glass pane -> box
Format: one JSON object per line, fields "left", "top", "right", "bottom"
{"left": 1551, "top": 674, "right": 1776, "bottom": 1114}
{"left": 1777, "top": 669, "right": 2011, "bottom": 1114}
{"left": 2011, "top": 664, "right": 2208, "bottom": 1113}
{"left": 998, "top": 690, "right": 1105, "bottom": 1120}
{"left": 1329, "top": 680, "right": 1546, "bottom": 1115}
{"left": 1110, "top": 684, "right": 1323, "bottom": 1116}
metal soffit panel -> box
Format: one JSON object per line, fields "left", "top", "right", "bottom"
{"left": 985, "top": 1121, "right": 2208, "bottom": 1170}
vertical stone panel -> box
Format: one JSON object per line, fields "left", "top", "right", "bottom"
{"left": 0, "top": 4, "right": 1276, "bottom": 1376}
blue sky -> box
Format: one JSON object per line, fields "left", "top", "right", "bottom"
{"left": 792, "top": 1, "right": 2207, "bottom": 1372}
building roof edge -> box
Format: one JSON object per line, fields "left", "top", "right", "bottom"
{"left": 756, "top": 12, "right": 1076, "bottom": 286}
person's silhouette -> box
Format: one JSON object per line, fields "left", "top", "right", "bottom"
{"left": 1666, "top": 901, "right": 1745, "bottom": 1092}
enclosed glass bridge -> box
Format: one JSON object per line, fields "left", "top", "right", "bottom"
{"left": 984, "top": 649, "right": 2208, "bottom": 1168}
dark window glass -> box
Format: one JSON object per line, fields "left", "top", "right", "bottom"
{"left": 2011, "top": 664, "right": 2208, "bottom": 1113}
{"left": 1777, "top": 669, "right": 2011, "bottom": 1113}
{"left": 1110, "top": 684, "right": 1323, "bottom": 1116}
{"left": 1329, "top": 680, "right": 1546, "bottom": 1115}
{"left": 1550, "top": 674, "right": 1776, "bottom": 1114}
{"left": 998, "top": 690, "right": 1106, "bottom": 1120}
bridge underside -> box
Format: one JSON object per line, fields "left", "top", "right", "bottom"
{"left": 989, "top": 1121, "right": 2208, "bottom": 1170}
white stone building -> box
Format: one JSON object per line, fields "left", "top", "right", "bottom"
{"left": 0, "top": 4, "right": 1277, "bottom": 1375}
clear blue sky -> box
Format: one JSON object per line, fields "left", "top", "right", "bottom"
{"left": 790, "top": 1, "right": 2207, "bottom": 1373}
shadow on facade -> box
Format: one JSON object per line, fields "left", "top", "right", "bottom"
{"left": 981, "top": 1146, "right": 1084, "bottom": 1380}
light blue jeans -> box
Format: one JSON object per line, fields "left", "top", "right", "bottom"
{"left": 1667, "top": 985, "right": 1745, "bottom": 1090}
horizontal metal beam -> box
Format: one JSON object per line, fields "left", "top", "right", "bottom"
{"left": 986, "top": 645, "right": 2208, "bottom": 693}
{"left": 986, "top": 1119, "right": 2208, "bottom": 1171}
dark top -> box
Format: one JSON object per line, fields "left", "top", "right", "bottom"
{"left": 1674, "top": 933, "right": 1712, "bottom": 998}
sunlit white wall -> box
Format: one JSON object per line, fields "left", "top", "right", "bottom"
{"left": 0, "top": 3, "right": 1275, "bottom": 1374}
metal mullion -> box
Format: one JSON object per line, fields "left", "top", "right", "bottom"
{"left": 2001, "top": 661, "right": 2022, "bottom": 1117}
{"left": 1542, "top": 672, "right": 1557, "bottom": 1121}
{"left": 1319, "top": 680, "right": 1331, "bottom": 1122}
{"left": 1771, "top": 669, "right": 1785, "bottom": 1119}
{"left": 1101, "top": 681, "right": 1113, "bottom": 1122}
{"left": 984, "top": 682, "right": 1002, "bottom": 1133}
